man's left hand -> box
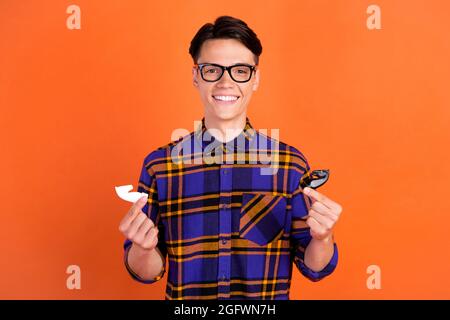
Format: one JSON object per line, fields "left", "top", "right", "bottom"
{"left": 303, "top": 187, "right": 343, "bottom": 241}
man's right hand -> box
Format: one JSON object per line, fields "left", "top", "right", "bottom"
{"left": 119, "top": 195, "right": 159, "bottom": 251}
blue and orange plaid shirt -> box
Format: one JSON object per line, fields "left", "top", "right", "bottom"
{"left": 123, "top": 117, "right": 338, "bottom": 299}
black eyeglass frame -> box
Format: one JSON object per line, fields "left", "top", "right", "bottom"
{"left": 195, "top": 63, "right": 257, "bottom": 83}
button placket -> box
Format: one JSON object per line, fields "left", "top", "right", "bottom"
{"left": 217, "top": 165, "right": 232, "bottom": 298}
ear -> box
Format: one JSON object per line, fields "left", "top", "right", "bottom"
{"left": 252, "top": 68, "right": 260, "bottom": 91}
{"left": 192, "top": 66, "right": 199, "bottom": 87}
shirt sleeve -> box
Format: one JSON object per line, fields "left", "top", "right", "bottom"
{"left": 123, "top": 155, "right": 167, "bottom": 284}
{"left": 290, "top": 153, "right": 338, "bottom": 282}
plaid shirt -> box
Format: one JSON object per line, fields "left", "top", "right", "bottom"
{"left": 123, "top": 117, "right": 338, "bottom": 300}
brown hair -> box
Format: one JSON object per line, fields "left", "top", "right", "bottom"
{"left": 189, "top": 16, "right": 263, "bottom": 65}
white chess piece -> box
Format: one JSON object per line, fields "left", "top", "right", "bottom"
{"left": 115, "top": 185, "right": 148, "bottom": 203}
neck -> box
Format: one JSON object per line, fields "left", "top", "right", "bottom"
{"left": 204, "top": 114, "right": 247, "bottom": 143}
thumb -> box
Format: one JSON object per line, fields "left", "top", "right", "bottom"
{"left": 134, "top": 194, "right": 148, "bottom": 209}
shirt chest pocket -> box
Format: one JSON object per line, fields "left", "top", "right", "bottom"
{"left": 239, "top": 193, "right": 287, "bottom": 246}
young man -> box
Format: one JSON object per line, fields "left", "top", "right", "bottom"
{"left": 119, "top": 16, "right": 342, "bottom": 300}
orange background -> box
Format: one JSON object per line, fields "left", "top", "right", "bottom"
{"left": 1, "top": 0, "right": 449, "bottom": 299}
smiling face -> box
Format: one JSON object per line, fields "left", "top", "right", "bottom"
{"left": 192, "top": 39, "right": 260, "bottom": 122}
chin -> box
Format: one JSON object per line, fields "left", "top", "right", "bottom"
{"left": 207, "top": 104, "right": 244, "bottom": 121}
{"left": 216, "top": 112, "right": 239, "bottom": 120}
{"left": 210, "top": 110, "right": 242, "bottom": 121}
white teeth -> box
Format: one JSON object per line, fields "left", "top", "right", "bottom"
{"left": 213, "top": 95, "right": 238, "bottom": 101}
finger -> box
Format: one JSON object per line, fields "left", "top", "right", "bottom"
{"left": 130, "top": 195, "right": 149, "bottom": 217}
{"left": 141, "top": 215, "right": 155, "bottom": 229}
{"left": 145, "top": 225, "right": 158, "bottom": 240}
{"left": 303, "top": 187, "right": 339, "bottom": 210}
{"left": 120, "top": 195, "right": 148, "bottom": 229}
{"left": 126, "top": 213, "right": 147, "bottom": 239}
{"left": 311, "top": 201, "right": 338, "bottom": 219}
{"left": 133, "top": 218, "right": 153, "bottom": 244}
{"left": 120, "top": 209, "right": 144, "bottom": 233}
{"left": 119, "top": 209, "right": 139, "bottom": 234}
{"left": 306, "top": 216, "right": 326, "bottom": 234}
{"left": 308, "top": 209, "right": 334, "bottom": 230}
{"left": 142, "top": 227, "right": 159, "bottom": 250}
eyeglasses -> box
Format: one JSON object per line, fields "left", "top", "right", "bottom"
{"left": 195, "top": 63, "right": 257, "bottom": 83}
{"left": 300, "top": 169, "right": 330, "bottom": 190}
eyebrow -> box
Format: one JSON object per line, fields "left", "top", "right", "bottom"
{"left": 196, "top": 62, "right": 254, "bottom": 66}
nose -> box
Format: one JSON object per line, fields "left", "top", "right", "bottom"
{"left": 216, "top": 69, "right": 234, "bottom": 88}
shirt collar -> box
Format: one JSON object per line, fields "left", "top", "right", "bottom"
{"left": 194, "top": 116, "right": 256, "bottom": 152}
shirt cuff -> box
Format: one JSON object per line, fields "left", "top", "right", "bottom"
{"left": 295, "top": 242, "right": 338, "bottom": 282}
{"left": 123, "top": 243, "right": 165, "bottom": 284}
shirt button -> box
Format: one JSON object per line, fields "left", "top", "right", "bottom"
{"left": 222, "top": 169, "right": 228, "bottom": 175}
{"left": 219, "top": 203, "right": 231, "bottom": 209}
{"left": 222, "top": 238, "right": 227, "bottom": 244}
